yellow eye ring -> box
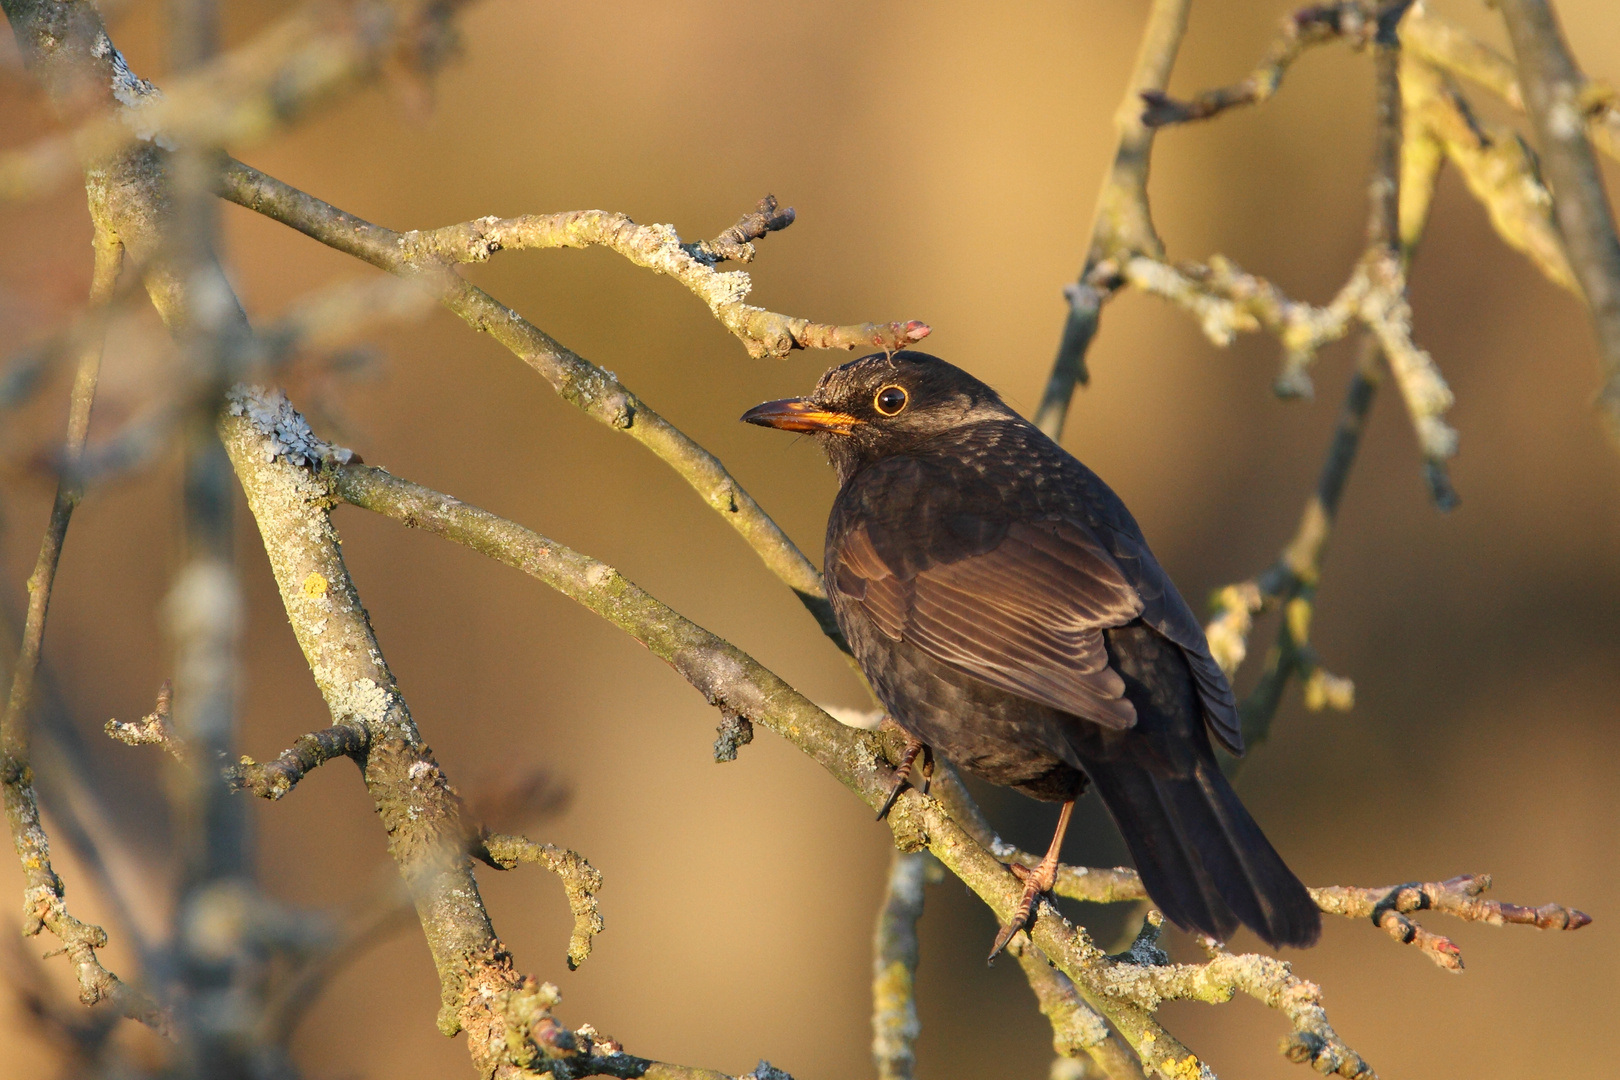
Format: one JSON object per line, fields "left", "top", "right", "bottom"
{"left": 874, "top": 385, "right": 909, "bottom": 416}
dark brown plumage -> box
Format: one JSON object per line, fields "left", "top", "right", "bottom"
{"left": 742, "top": 351, "right": 1320, "bottom": 956}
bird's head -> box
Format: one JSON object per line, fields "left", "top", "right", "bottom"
{"left": 741, "top": 351, "right": 1014, "bottom": 481}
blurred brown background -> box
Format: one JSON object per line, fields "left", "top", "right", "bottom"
{"left": 1, "top": 0, "right": 1617, "bottom": 1076}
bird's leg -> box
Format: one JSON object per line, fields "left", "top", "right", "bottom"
{"left": 918, "top": 743, "right": 934, "bottom": 796}
{"left": 875, "top": 734, "right": 927, "bottom": 821}
{"left": 988, "top": 798, "right": 1075, "bottom": 962}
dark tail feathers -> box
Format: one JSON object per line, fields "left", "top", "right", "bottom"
{"left": 1082, "top": 754, "right": 1320, "bottom": 948}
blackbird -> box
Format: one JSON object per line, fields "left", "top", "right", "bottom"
{"left": 742, "top": 351, "right": 1320, "bottom": 958}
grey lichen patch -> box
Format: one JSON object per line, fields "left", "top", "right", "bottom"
{"left": 329, "top": 676, "right": 396, "bottom": 736}
{"left": 226, "top": 386, "right": 357, "bottom": 467}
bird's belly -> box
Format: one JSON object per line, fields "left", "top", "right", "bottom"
{"left": 850, "top": 621, "right": 1085, "bottom": 801}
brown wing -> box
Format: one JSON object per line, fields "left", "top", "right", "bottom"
{"left": 833, "top": 518, "right": 1143, "bottom": 730}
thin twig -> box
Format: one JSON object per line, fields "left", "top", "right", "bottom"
{"left": 1028, "top": 859, "right": 1589, "bottom": 976}
{"left": 103, "top": 680, "right": 184, "bottom": 761}
{"left": 1140, "top": 1, "right": 1378, "bottom": 128}
{"left": 1312, "top": 874, "right": 1590, "bottom": 973}
{"left": 477, "top": 833, "right": 603, "bottom": 972}
{"left": 688, "top": 195, "right": 797, "bottom": 265}
{"left": 0, "top": 223, "right": 165, "bottom": 1032}
{"left": 224, "top": 722, "right": 368, "bottom": 799}
{"left": 398, "top": 206, "right": 928, "bottom": 359}
{"left": 1035, "top": 0, "right": 1189, "bottom": 437}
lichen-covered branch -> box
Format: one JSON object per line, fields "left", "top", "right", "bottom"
{"left": 224, "top": 722, "right": 369, "bottom": 799}
{"left": 1032, "top": 858, "right": 1588, "bottom": 976}
{"left": 398, "top": 204, "right": 929, "bottom": 360}
{"left": 221, "top": 390, "right": 543, "bottom": 1069}
{"left": 221, "top": 387, "right": 768, "bottom": 1079}
{"left": 104, "top": 680, "right": 185, "bottom": 761}
{"left": 216, "top": 159, "right": 851, "bottom": 649}
{"left": 1202, "top": 4, "right": 1453, "bottom": 747}
{"left": 1498, "top": 0, "right": 1620, "bottom": 447}
{"left": 872, "top": 850, "right": 938, "bottom": 1080}
{"left": 477, "top": 833, "right": 603, "bottom": 972}
{"left": 1007, "top": 936, "right": 1146, "bottom": 1080}
{"left": 1036, "top": 0, "right": 1459, "bottom": 500}
{"left": 690, "top": 195, "right": 797, "bottom": 265}
{"left": 1401, "top": 54, "right": 1577, "bottom": 293}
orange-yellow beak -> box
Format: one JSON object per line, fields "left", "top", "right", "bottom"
{"left": 740, "top": 397, "right": 862, "bottom": 435}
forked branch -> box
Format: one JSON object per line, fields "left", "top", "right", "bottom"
{"left": 218, "top": 160, "right": 853, "bottom": 648}
{"left": 219, "top": 386, "right": 779, "bottom": 1079}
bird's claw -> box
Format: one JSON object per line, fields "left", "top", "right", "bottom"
{"left": 989, "top": 822, "right": 1068, "bottom": 964}
{"left": 988, "top": 874, "right": 1049, "bottom": 963}
{"left": 875, "top": 776, "right": 908, "bottom": 821}
{"left": 875, "top": 735, "right": 928, "bottom": 821}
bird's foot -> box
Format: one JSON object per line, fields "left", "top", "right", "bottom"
{"left": 988, "top": 859, "right": 1059, "bottom": 963}
{"left": 876, "top": 735, "right": 929, "bottom": 821}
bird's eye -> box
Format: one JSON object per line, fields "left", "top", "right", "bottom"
{"left": 874, "top": 385, "right": 909, "bottom": 416}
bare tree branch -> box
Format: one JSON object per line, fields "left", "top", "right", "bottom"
{"left": 1401, "top": 54, "right": 1577, "bottom": 293}
{"left": 1007, "top": 935, "right": 1147, "bottom": 1080}
{"left": 1313, "top": 874, "right": 1590, "bottom": 973}
{"left": 1403, "top": 3, "right": 1620, "bottom": 163}
{"left": 103, "top": 680, "right": 183, "bottom": 761}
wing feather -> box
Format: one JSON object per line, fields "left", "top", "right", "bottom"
{"left": 831, "top": 518, "right": 1142, "bottom": 731}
